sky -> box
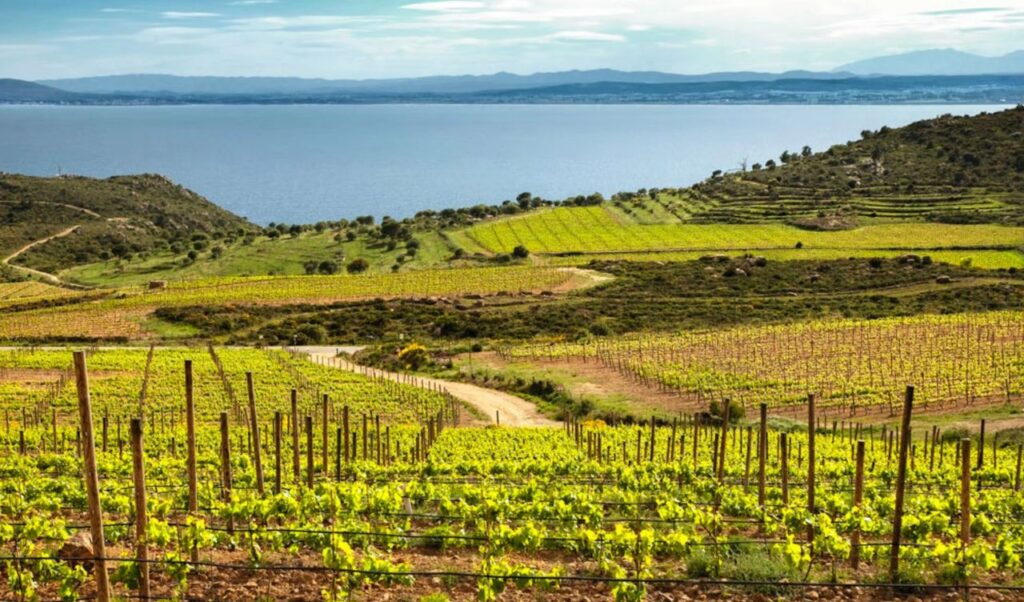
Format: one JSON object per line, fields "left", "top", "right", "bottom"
{"left": 2, "top": 1, "right": 1024, "bottom": 80}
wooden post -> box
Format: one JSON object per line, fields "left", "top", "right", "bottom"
{"left": 1015, "top": 445, "right": 1022, "bottom": 492}
{"left": 780, "top": 432, "right": 789, "bottom": 505}
{"left": 73, "top": 352, "right": 111, "bottom": 602}
{"left": 290, "top": 390, "right": 299, "bottom": 481}
{"left": 851, "top": 440, "right": 865, "bottom": 570}
{"left": 184, "top": 360, "right": 198, "bottom": 564}
{"left": 245, "top": 373, "right": 264, "bottom": 495}
{"left": 960, "top": 439, "right": 971, "bottom": 550}
{"left": 758, "top": 403, "right": 767, "bottom": 509}
{"left": 889, "top": 386, "right": 914, "bottom": 583}
{"left": 130, "top": 418, "right": 150, "bottom": 600}
{"left": 343, "top": 406, "right": 350, "bottom": 464}
{"left": 273, "top": 411, "right": 283, "bottom": 494}
{"left": 716, "top": 401, "right": 729, "bottom": 485}
{"left": 305, "top": 416, "right": 314, "bottom": 488}
{"left": 362, "top": 414, "right": 368, "bottom": 460}
{"left": 376, "top": 414, "right": 382, "bottom": 465}
{"left": 321, "top": 394, "right": 329, "bottom": 475}
{"left": 649, "top": 418, "right": 656, "bottom": 462}
{"left": 219, "top": 412, "right": 234, "bottom": 534}
{"left": 335, "top": 427, "right": 342, "bottom": 478}
{"left": 807, "top": 393, "right": 816, "bottom": 544}
{"left": 977, "top": 419, "right": 986, "bottom": 470}
{"left": 743, "top": 426, "right": 752, "bottom": 492}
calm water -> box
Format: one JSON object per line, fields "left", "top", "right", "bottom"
{"left": 0, "top": 104, "right": 1007, "bottom": 225}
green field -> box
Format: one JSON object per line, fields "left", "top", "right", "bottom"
{"left": 453, "top": 205, "right": 1024, "bottom": 255}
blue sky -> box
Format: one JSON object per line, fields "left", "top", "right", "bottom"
{"left": 2, "top": 1, "right": 1024, "bottom": 79}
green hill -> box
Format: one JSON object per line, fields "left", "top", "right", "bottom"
{"left": 0, "top": 173, "right": 256, "bottom": 278}
{"left": 678, "top": 105, "right": 1024, "bottom": 226}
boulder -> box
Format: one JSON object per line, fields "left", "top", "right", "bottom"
{"left": 936, "top": 275, "right": 952, "bottom": 284}
{"left": 58, "top": 531, "right": 94, "bottom": 571}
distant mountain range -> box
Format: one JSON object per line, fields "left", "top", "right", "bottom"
{"left": 39, "top": 69, "right": 857, "bottom": 96}
{"left": 1, "top": 50, "right": 1022, "bottom": 105}
{"left": 837, "top": 49, "right": 1024, "bottom": 76}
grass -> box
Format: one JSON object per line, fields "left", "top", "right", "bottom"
{"left": 454, "top": 205, "right": 1024, "bottom": 255}
{"left": 61, "top": 229, "right": 459, "bottom": 287}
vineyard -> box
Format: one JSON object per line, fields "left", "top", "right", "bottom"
{"left": 0, "top": 266, "right": 580, "bottom": 341}
{"left": 546, "top": 248, "right": 1024, "bottom": 270}
{"left": 451, "top": 205, "right": 1024, "bottom": 255}
{"left": 1, "top": 348, "right": 1024, "bottom": 601}
{"left": 503, "top": 311, "right": 1024, "bottom": 418}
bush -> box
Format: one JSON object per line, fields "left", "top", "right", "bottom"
{"left": 346, "top": 258, "right": 370, "bottom": 273}
{"left": 708, "top": 398, "right": 744, "bottom": 423}
{"left": 397, "top": 343, "right": 430, "bottom": 369}
{"left": 512, "top": 245, "right": 530, "bottom": 259}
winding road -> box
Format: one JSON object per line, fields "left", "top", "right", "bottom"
{"left": 1, "top": 225, "right": 81, "bottom": 285}
{"left": 291, "top": 346, "right": 558, "bottom": 427}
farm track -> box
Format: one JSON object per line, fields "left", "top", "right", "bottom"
{"left": 293, "top": 347, "right": 558, "bottom": 427}
{"left": 1, "top": 225, "right": 83, "bottom": 286}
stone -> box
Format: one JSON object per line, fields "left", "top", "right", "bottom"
{"left": 58, "top": 531, "right": 94, "bottom": 571}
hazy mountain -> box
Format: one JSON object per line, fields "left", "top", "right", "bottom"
{"left": 0, "top": 79, "right": 78, "bottom": 102}
{"left": 41, "top": 69, "right": 856, "bottom": 96}
{"left": 836, "top": 49, "right": 1024, "bottom": 76}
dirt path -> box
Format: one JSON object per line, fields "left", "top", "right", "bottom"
{"left": 0, "top": 200, "right": 103, "bottom": 219}
{"left": 2, "top": 225, "right": 82, "bottom": 285}
{"left": 294, "top": 348, "right": 558, "bottom": 427}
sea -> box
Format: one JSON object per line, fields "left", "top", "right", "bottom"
{"left": 0, "top": 103, "right": 1008, "bottom": 225}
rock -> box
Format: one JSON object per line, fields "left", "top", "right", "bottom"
{"left": 148, "top": 280, "right": 167, "bottom": 290}
{"left": 58, "top": 531, "right": 94, "bottom": 571}
{"left": 936, "top": 275, "right": 952, "bottom": 284}
{"left": 809, "top": 273, "right": 821, "bottom": 282}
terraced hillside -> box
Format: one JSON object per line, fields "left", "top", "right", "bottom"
{"left": 451, "top": 204, "right": 1024, "bottom": 263}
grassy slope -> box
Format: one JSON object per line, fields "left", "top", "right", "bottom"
{"left": 0, "top": 173, "right": 255, "bottom": 277}
{"left": 61, "top": 229, "right": 458, "bottom": 287}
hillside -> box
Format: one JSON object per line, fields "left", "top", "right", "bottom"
{"left": 0, "top": 173, "right": 256, "bottom": 278}
{"left": 0, "top": 79, "right": 78, "bottom": 103}
{"left": 687, "top": 105, "right": 1024, "bottom": 225}
{"left": 836, "top": 49, "right": 1024, "bottom": 76}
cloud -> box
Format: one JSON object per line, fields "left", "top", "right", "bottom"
{"left": 99, "top": 8, "right": 140, "bottom": 13}
{"left": 229, "top": 15, "right": 382, "bottom": 30}
{"left": 230, "top": 0, "right": 278, "bottom": 4}
{"left": 919, "top": 7, "right": 1008, "bottom": 16}
{"left": 547, "top": 30, "right": 626, "bottom": 42}
{"left": 402, "top": 1, "right": 486, "bottom": 11}
{"left": 162, "top": 12, "right": 221, "bottom": 19}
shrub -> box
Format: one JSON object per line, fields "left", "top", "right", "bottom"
{"left": 346, "top": 258, "right": 370, "bottom": 273}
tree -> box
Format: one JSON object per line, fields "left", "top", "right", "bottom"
{"left": 801, "top": 145, "right": 813, "bottom": 157}
{"left": 346, "top": 258, "right": 369, "bottom": 273}
{"left": 317, "top": 260, "right": 339, "bottom": 275}
{"left": 512, "top": 245, "right": 530, "bottom": 259}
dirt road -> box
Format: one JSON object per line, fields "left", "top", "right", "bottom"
{"left": 293, "top": 347, "right": 558, "bottom": 427}
{"left": 2, "top": 225, "right": 81, "bottom": 285}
